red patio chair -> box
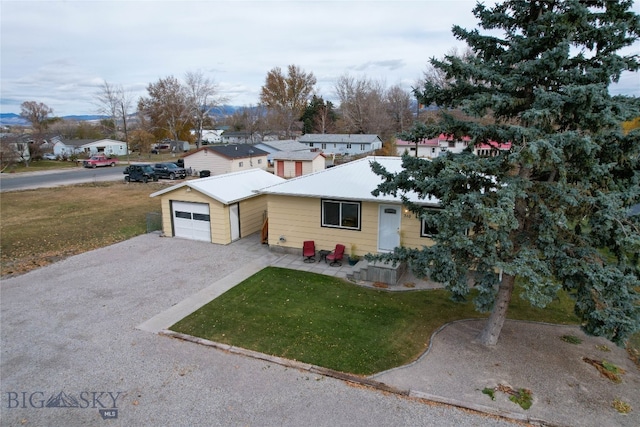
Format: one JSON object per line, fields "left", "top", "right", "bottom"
{"left": 303, "top": 241, "right": 316, "bottom": 263}
{"left": 326, "top": 244, "right": 345, "bottom": 267}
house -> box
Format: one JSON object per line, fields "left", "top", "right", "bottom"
{"left": 168, "top": 140, "right": 191, "bottom": 153}
{"left": 182, "top": 144, "right": 269, "bottom": 176}
{"left": 198, "top": 129, "right": 223, "bottom": 144}
{"left": 220, "top": 131, "right": 260, "bottom": 144}
{"left": 80, "top": 139, "right": 128, "bottom": 156}
{"left": 396, "top": 135, "right": 511, "bottom": 158}
{"left": 272, "top": 151, "right": 325, "bottom": 178}
{"left": 297, "top": 134, "right": 383, "bottom": 155}
{"left": 53, "top": 138, "right": 92, "bottom": 157}
{"left": 253, "top": 139, "right": 311, "bottom": 165}
{"left": 0, "top": 134, "right": 30, "bottom": 163}
{"left": 150, "top": 169, "right": 285, "bottom": 244}
{"left": 258, "top": 156, "right": 440, "bottom": 259}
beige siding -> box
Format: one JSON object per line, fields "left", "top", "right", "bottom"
{"left": 157, "top": 187, "right": 229, "bottom": 244}
{"left": 267, "top": 195, "right": 434, "bottom": 256}
{"left": 239, "top": 196, "right": 268, "bottom": 237}
{"left": 183, "top": 150, "right": 231, "bottom": 175}
{"left": 309, "top": 156, "right": 325, "bottom": 173}
{"left": 228, "top": 155, "right": 268, "bottom": 173}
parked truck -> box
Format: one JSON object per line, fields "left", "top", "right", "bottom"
{"left": 82, "top": 154, "right": 118, "bottom": 168}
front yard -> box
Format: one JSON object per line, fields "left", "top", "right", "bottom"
{"left": 171, "top": 266, "right": 580, "bottom": 375}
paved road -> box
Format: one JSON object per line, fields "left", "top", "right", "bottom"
{"left": 0, "top": 233, "right": 516, "bottom": 427}
{"left": 0, "top": 166, "right": 128, "bottom": 192}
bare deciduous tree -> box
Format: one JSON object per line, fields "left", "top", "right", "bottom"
{"left": 95, "top": 81, "right": 134, "bottom": 154}
{"left": 184, "top": 70, "right": 227, "bottom": 148}
{"left": 334, "top": 74, "right": 391, "bottom": 138}
{"left": 260, "top": 65, "right": 317, "bottom": 138}
{"left": 385, "top": 84, "right": 414, "bottom": 134}
{"left": 19, "top": 101, "right": 59, "bottom": 163}
{"left": 138, "top": 76, "right": 192, "bottom": 142}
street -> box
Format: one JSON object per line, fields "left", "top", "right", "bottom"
{"left": 0, "top": 165, "right": 131, "bottom": 192}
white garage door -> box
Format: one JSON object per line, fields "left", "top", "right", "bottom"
{"left": 172, "top": 201, "right": 211, "bottom": 242}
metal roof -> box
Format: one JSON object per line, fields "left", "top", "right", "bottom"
{"left": 259, "top": 156, "right": 440, "bottom": 205}
{"left": 298, "top": 134, "right": 382, "bottom": 144}
{"left": 256, "top": 140, "right": 309, "bottom": 152}
{"left": 150, "top": 169, "right": 285, "bottom": 204}
{"left": 204, "top": 144, "right": 268, "bottom": 159}
{"left": 271, "top": 151, "right": 325, "bottom": 161}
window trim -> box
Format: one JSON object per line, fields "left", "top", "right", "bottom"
{"left": 321, "top": 199, "right": 361, "bottom": 230}
{"left": 420, "top": 208, "right": 442, "bottom": 238}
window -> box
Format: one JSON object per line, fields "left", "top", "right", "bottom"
{"left": 239, "top": 161, "right": 243, "bottom": 167}
{"left": 322, "top": 199, "right": 361, "bottom": 230}
{"left": 360, "top": 144, "right": 365, "bottom": 150}
{"left": 322, "top": 143, "right": 326, "bottom": 149}
{"left": 309, "top": 143, "right": 314, "bottom": 147}
{"left": 420, "top": 209, "right": 441, "bottom": 237}
{"left": 346, "top": 143, "right": 352, "bottom": 149}
{"left": 193, "top": 213, "right": 210, "bottom": 221}
{"left": 257, "top": 159, "right": 262, "bottom": 164}
{"left": 448, "top": 140, "right": 455, "bottom": 148}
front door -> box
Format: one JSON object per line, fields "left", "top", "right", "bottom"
{"left": 229, "top": 203, "right": 240, "bottom": 241}
{"left": 378, "top": 205, "right": 401, "bottom": 252}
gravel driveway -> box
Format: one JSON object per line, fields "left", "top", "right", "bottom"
{"left": 1, "top": 233, "right": 516, "bottom": 427}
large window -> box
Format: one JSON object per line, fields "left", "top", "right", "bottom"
{"left": 322, "top": 199, "right": 361, "bottom": 230}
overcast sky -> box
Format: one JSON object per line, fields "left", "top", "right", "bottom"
{"left": 1, "top": 0, "right": 639, "bottom": 117}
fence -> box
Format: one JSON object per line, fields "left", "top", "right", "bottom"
{"left": 146, "top": 211, "right": 162, "bottom": 233}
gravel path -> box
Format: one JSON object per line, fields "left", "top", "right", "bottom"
{"left": 1, "top": 233, "right": 516, "bottom": 427}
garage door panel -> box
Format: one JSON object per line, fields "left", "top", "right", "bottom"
{"left": 172, "top": 201, "right": 211, "bottom": 242}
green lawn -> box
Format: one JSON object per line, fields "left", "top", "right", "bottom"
{"left": 171, "top": 267, "right": 579, "bottom": 375}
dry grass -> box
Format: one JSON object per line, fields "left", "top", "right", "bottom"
{"left": 1, "top": 181, "right": 164, "bottom": 277}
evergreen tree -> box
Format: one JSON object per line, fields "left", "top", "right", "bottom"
{"left": 301, "top": 95, "right": 337, "bottom": 134}
{"left": 372, "top": 0, "right": 640, "bottom": 346}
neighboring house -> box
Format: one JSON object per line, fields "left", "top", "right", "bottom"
{"left": 272, "top": 151, "right": 325, "bottom": 178}
{"left": 80, "top": 139, "right": 128, "bottom": 156}
{"left": 258, "top": 156, "right": 440, "bottom": 259}
{"left": 150, "top": 169, "right": 285, "bottom": 244}
{"left": 473, "top": 141, "right": 512, "bottom": 156}
{"left": 254, "top": 139, "right": 311, "bottom": 165}
{"left": 53, "top": 139, "right": 92, "bottom": 157}
{"left": 198, "top": 129, "right": 223, "bottom": 144}
{"left": 396, "top": 135, "right": 511, "bottom": 158}
{"left": 297, "top": 134, "right": 383, "bottom": 155}
{"left": 182, "top": 144, "right": 269, "bottom": 176}
{"left": 0, "top": 134, "right": 30, "bottom": 163}
{"left": 168, "top": 140, "right": 191, "bottom": 153}
{"left": 221, "top": 131, "right": 260, "bottom": 144}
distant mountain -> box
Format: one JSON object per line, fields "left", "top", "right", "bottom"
{"left": 0, "top": 105, "right": 245, "bottom": 127}
{"left": 0, "top": 113, "right": 27, "bottom": 126}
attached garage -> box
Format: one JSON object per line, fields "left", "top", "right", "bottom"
{"left": 171, "top": 201, "right": 211, "bottom": 242}
{"left": 150, "top": 169, "right": 285, "bottom": 244}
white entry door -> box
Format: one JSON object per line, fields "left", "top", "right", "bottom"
{"left": 378, "top": 205, "right": 401, "bottom": 252}
{"left": 172, "top": 201, "right": 211, "bottom": 242}
{"left": 229, "top": 203, "right": 240, "bottom": 241}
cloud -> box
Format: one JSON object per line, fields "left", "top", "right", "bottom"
{"left": 1, "top": 0, "right": 638, "bottom": 116}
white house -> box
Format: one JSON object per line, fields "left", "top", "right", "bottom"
{"left": 297, "top": 134, "right": 383, "bottom": 155}
{"left": 199, "top": 130, "right": 224, "bottom": 144}
{"left": 80, "top": 139, "right": 128, "bottom": 156}
{"left": 396, "top": 134, "right": 511, "bottom": 158}
{"left": 53, "top": 139, "right": 92, "bottom": 157}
